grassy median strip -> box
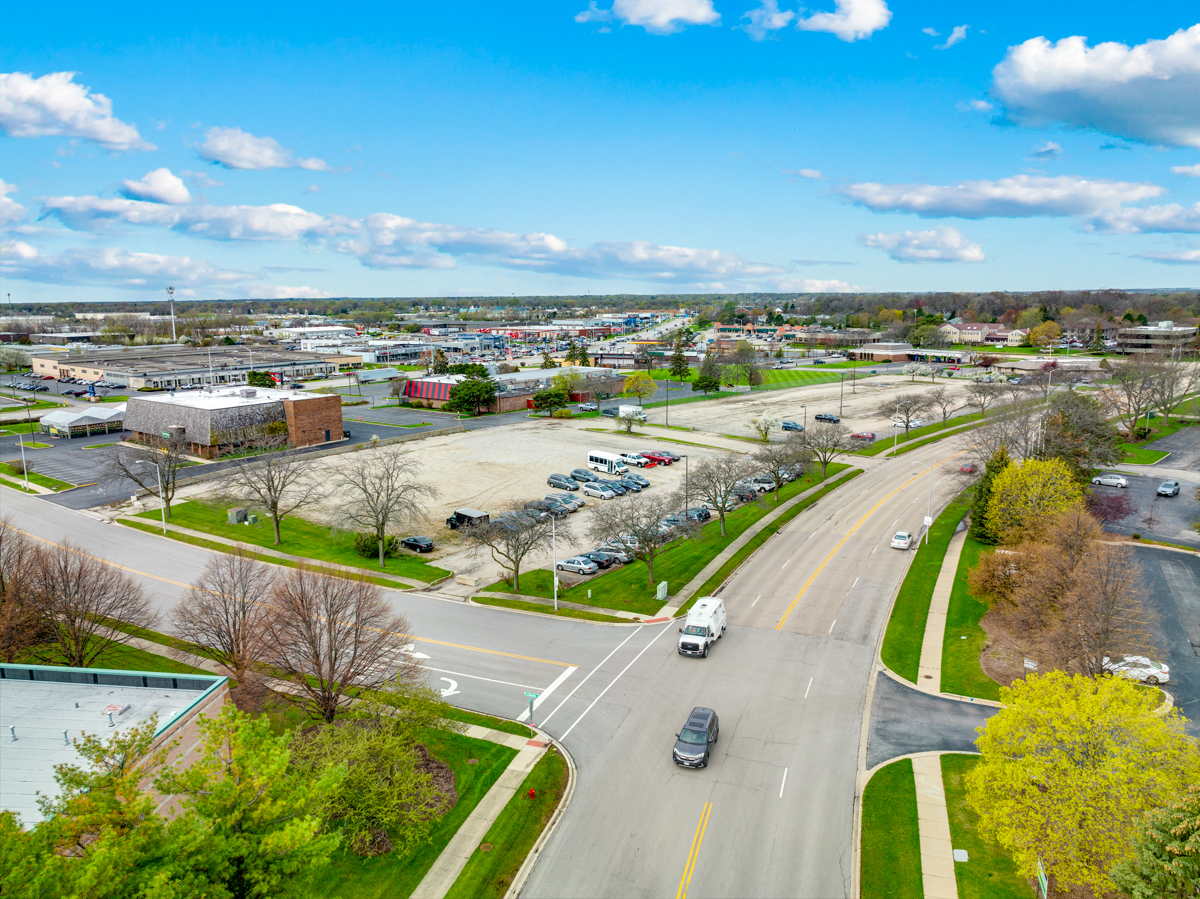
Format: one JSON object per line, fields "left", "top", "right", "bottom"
{"left": 445, "top": 746, "right": 570, "bottom": 899}
{"left": 859, "top": 758, "right": 923, "bottom": 899}
{"left": 132, "top": 501, "right": 449, "bottom": 583}
{"left": 939, "top": 538, "right": 999, "bottom": 701}
{"left": 0, "top": 462, "right": 75, "bottom": 491}
{"left": 854, "top": 413, "right": 985, "bottom": 457}
{"left": 880, "top": 490, "right": 973, "bottom": 683}
{"left": 941, "top": 754, "right": 1029, "bottom": 899}
{"left": 441, "top": 707, "right": 536, "bottom": 739}
{"left": 473, "top": 595, "right": 629, "bottom": 623}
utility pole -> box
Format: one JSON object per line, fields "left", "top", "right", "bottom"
{"left": 167, "top": 286, "right": 176, "bottom": 342}
{"left": 839, "top": 373, "right": 844, "bottom": 417}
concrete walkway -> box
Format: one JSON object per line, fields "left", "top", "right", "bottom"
{"left": 912, "top": 754, "right": 959, "bottom": 899}
{"left": 653, "top": 469, "right": 861, "bottom": 617}
{"left": 915, "top": 527, "right": 968, "bottom": 694}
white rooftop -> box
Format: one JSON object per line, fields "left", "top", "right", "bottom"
{"left": 133, "top": 385, "right": 314, "bottom": 411}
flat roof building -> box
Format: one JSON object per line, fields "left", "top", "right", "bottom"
{"left": 1116, "top": 322, "right": 1199, "bottom": 355}
{"left": 30, "top": 346, "right": 337, "bottom": 389}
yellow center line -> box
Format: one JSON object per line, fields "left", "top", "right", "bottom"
{"left": 2, "top": 522, "right": 577, "bottom": 668}
{"left": 676, "top": 801, "right": 712, "bottom": 899}
{"left": 774, "top": 450, "right": 964, "bottom": 631}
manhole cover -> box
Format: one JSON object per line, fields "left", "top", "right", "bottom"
{"left": 467, "top": 759, "right": 479, "bottom": 764}
{"left": 480, "top": 843, "right": 493, "bottom": 852}
{"left": 922, "top": 675, "right": 933, "bottom": 679}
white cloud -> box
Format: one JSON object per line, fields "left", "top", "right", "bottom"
{"left": 858, "top": 226, "right": 985, "bottom": 262}
{"left": 120, "top": 168, "right": 192, "bottom": 205}
{"left": 0, "top": 242, "right": 257, "bottom": 289}
{"left": 1171, "top": 164, "right": 1200, "bottom": 177}
{"left": 1027, "top": 141, "right": 1062, "bottom": 160}
{"left": 740, "top": 1, "right": 794, "bottom": 40}
{"left": 957, "top": 99, "right": 993, "bottom": 113}
{"left": 935, "top": 24, "right": 967, "bottom": 50}
{"left": 0, "top": 71, "right": 154, "bottom": 152}
{"left": 795, "top": 0, "right": 891, "bottom": 42}
{"left": 304, "top": 184, "right": 321, "bottom": 193}
{"left": 784, "top": 168, "right": 824, "bottom": 179}
{"left": 198, "top": 126, "right": 329, "bottom": 171}
{"left": 180, "top": 169, "right": 225, "bottom": 189}
{"left": 839, "top": 174, "right": 1162, "bottom": 218}
{"left": 576, "top": 0, "right": 719, "bottom": 34}
{"left": 1089, "top": 203, "right": 1200, "bottom": 234}
{"left": 922, "top": 27, "right": 939, "bottom": 37}
{"left": 244, "top": 285, "right": 334, "bottom": 299}
{"left": 766, "top": 277, "right": 860, "bottom": 291}
{"left": 0, "top": 179, "right": 26, "bottom": 226}
{"left": 1135, "top": 248, "right": 1200, "bottom": 264}
{"left": 993, "top": 24, "right": 1200, "bottom": 148}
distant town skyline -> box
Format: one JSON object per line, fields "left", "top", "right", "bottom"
{"left": 4, "top": 2, "right": 1200, "bottom": 303}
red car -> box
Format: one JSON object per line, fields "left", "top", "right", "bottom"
{"left": 851, "top": 431, "right": 876, "bottom": 441}
{"left": 639, "top": 450, "right": 673, "bottom": 465}
{"left": 959, "top": 463, "right": 977, "bottom": 474}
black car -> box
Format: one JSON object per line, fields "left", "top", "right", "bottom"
{"left": 782, "top": 420, "right": 804, "bottom": 432}
{"left": 525, "top": 500, "right": 568, "bottom": 519}
{"left": 812, "top": 358, "right": 826, "bottom": 364}
{"left": 814, "top": 413, "right": 840, "bottom": 423}
{"left": 601, "top": 408, "right": 618, "bottom": 417}
{"left": 617, "top": 477, "right": 643, "bottom": 492}
{"left": 625, "top": 473, "right": 650, "bottom": 487}
{"left": 657, "top": 450, "right": 682, "bottom": 462}
{"left": 578, "top": 550, "right": 616, "bottom": 569}
{"left": 602, "top": 480, "right": 627, "bottom": 495}
{"left": 400, "top": 536, "right": 435, "bottom": 553}
{"left": 731, "top": 484, "right": 757, "bottom": 502}
{"left": 570, "top": 468, "right": 600, "bottom": 483}
{"left": 685, "top": 507, "right": 711, "bottom": 521}
{"left": 673, "top": 707, "right": 719, "bottom": 768}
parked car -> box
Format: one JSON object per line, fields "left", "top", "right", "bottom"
{"left": 446, "top": 508, "right": 490, "bottom": 530}
{"left": 1103, "top": 655, "right": 1170, "bottom": 685}
{"left": 685, "top": 507, "right": 711, "bottom": 521}
{"left": 782, "top": 420, "right": 804, "bottom": 432}
{"left": 658, "top": 451, "right": 682, "bottom": 462}
{"left": 601, "top": 408, "right": 618, "bottom": 418}
{"left": 601, "top": 480, "right": 627, "bottom": 495}
{"left": 577, "top": 550, "right": 616, "bottom": 570}
{"left": 731, "top": 484, "right": 758, "bottom": 502}
{"left": 557, "top": 556, "right": 600, "bottom": 575}
{"left": 400, "top": 536, "right": 435, "bottom": 553}
{"left": 625, "top": 473, "right": 650, "bottom": 488}
{"left": 737, "top": 478, "right": 769, "bottom": 494}
{"left": 577, "top": 402, "right": 599, "bottom": 412}
{"left": 548, "top": 493, "right": 583, "bottom": 510}
{"left": 814, "top": 413, "right": 840, "bottom": 423}
{"left": 639, "top": 450, "right": 673, "bottom": 465}
{"left": 525, "top": 500, "right": 567, "bottom": 519}
{"left": 602, "top": 535, "right": 640, "bottom": 552}
{"left": 570, "top": 468, "right": 600, "bottom": 483}
{"left": 543, "top": 498, "right": 575, "bottom": 516}
{"left": 582, "top": 483, "right": 617, "bottom": 499}
{"left": 547, "top": 473, "right": 581, "bottom": 490}
{"left": 617, "top": 477, "right": 643, "bottom": 492}
{"left": 673, "top": 707, "right": 719, "bottom": 768}
{"left": 620, "top": 453, "right": 653, "bottom": 468}
{"left": 601, "top": 547, "right": 633, "bottom": 564}
{"left": 1091, "top": 473, "right": 1129, "bottom": 488}
{"left": 958, "top": 463, "right": 977, "bottom": 474}
{"left": 893, "top": 420, "right": 925, "bottom": 428}
{"left": 1157, "top": 480, "right": 1181, "bottom": 497}
{"left": 750, "top": 475, "right": 776, "bottom": 490}
{"left": 890, "top": 532, "right": 914, "bottom": 550}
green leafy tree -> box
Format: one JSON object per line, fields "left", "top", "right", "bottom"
{"left": 550, "top": 367, "right": 584, "bottom": 399}
{"left": 1112, "top": 784, "right": 1200, "bottom": 899}
{"left": 693, "top": 353, "right": 721, "bottom": 395}
{"left": 539, "top": 350, "right": 559, "bottom": 369}
{"left": 622, "top": 370, "right": 657, "bottom": 404}
{"left": 442, "top": 375, "right": 498, "bottom": 415}
{"left": 668, "top": 336, "right": 691, "bottom": 381}
{"left": 447, "top": 362, "right": 488, "bottom": 377}
{"left": 429, "top": 349, "right": 449, "bottom": 375}
{"left": 246, "top": 370, "right": 275, "bottom": 388}
{"left": 985, "top": 457, "right": 1082, "bottom": 540}
{"left": 1041, "top": 391, "right": 1122, "bottom": 483}
{"left": 970, "top": 446, "right": 1010, "bottom": 544}
{"left": 532, "top": 388, "right": 569, "bottom": 415}
{"left": 967, "top": 672, "right": 1200, "bottom": 896}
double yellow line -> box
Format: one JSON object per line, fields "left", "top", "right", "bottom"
{"left": 774, "top": 451, "right": 963, "bottom": 631}
{"left": 676, "top": 802, "right": 712, "bottom": 899}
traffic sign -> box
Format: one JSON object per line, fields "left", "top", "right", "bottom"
{"left": 1024, "top": 658, "right": 1039, "bottom": 670}
{"left": 525, "top": 692, "right": 539, "bottom": 699}
{"left": 923, "top": 515, "right": 933, "bottom": 527}
{"left": 1036, "top": 856, "right": 1048, "bottom": 897}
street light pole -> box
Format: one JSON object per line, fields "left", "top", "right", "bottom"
{"left": 894, "top": 402, "right": 902, "bottom": 456}
{"left": 839, "top": 373, "right": 844, "bottom": 417}
{"left": 135, "top": 460, "right": 166, "bottom": 534}
{"left": 551, "top": 513, "right": 558, "bottom": 612}
{"left": 17, "top": 400, "right": 30, "bottom": 491}
{"left": 912, "top": 460, "right": 934, "bottom": 545}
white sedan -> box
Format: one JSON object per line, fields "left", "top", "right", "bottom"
{"left": 893, "top": 420, "right": 925, "bottom": 428}
{"left": 1103, "top": 655, "right": 1170, "bottom": 685}
{"left": 1092, "top": 473, "right": 1129, "bottom": 488}
{"left": 890, "top": 532, "right": 915, "bottom": 550}
{"left": 557, "top": 556, "right": 600, "bottom": 575}
{"left": 582, "top": 483, "right": 617, "bottom": 499}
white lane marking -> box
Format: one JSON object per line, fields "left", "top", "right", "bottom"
{"left": 850, "top": 577, "right": 859, "bottom": 589}
{"left": 872, "top": 545, "right": 878, "bottom": 554}
{"left": 439, "top": 677, "right": 461, "bottom": 698}
{"left": 517, "top": 664, "right": 580, "bottom": 722}
{"left": 779, "top": 768, "right": 788, "bottom": 798}
{"left": 828, "top": 619, "right": 837, "bottom": 633}
{"left": 809, "top": 531, "right": 818, "bottom": 540}
{"left": 781, "top": 559, "right": 789, "bottom": 569}
{"left": 804, "top": 677, "right": 813, "bottom": 699}
{"left": 560, "top": 623, "right": 673, "bottom": 741}
{"left": 424, "top": 666, "right": 540, "bottom": 690}
{"left": 891, "top": 518, "right": 899, "bottom": 527}
{"left": 540, "top": 627, "right": 642, "bottom": 727}
{"left": 751, "top": 595, "right": 761, "bottom": 607}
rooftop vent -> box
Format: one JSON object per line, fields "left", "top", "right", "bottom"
{"left": 241, "top": 388, "right": 257, "bottom": 398}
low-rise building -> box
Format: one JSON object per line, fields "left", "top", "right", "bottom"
{"left": 1116, "top": 321, "right": 1199, "bottom": 355}
{"left": 30, "top": 346, "right": 337, "bottom": 389}
{"left": 938, "top": 322, "right": 997, "bottom": 344}
{"left": 851, "top": 342, "right": 914, "bottom": 363}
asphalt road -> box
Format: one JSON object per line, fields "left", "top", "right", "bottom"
{"left": 1135, "top": 545, "right": 1200, "bottom": 736}
{"left": 1101, "top": 471, "right": 1200, "bottom": 548}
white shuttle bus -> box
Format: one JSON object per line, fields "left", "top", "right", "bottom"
{"left": 588, "top": 450, "right": 628, "bottom": 474}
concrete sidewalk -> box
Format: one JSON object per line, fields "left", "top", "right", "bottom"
{"left": 912, "top": 754, "right": 959, "bottom": 899}
{"left": 916, "top": 527, "right": 968, "bottom": 694}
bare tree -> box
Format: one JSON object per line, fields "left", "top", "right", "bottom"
{"left": 1145, "top": 354, "right": 1200, "bottom": 425}
{"left": 882, "top": 394, "right": 932, "bottom": 435}
{"left": 464, "top": 506, "right": 554, "bottom": 591}
{"left": 1099, "top": 361, "right": 1160, "bottom": 440}
{"left": 210, "top": 438, "right": 325, "bottom": 545}
{"left": 0, "top": 521, "right": 47, "bottom": 662}
{"left": 690, "top": 454, "right": 756, "bottom": 537}
{"left": 804, "top": 420, "right": 852, "bottom": 478}
{"left": 171, "top": 547, "right": 274, "bottom": 680}
{"left": 29, "top": 541, "right": 157, "bottom": 667}
{"left": 1000, "top": 377, "right": 1030, "bottom": 406}
{"left": 615, "top": 412, "right": 642, "bottom": 434}
{"left": 746, "top": 411, "right": 781, "bottom": 443}
{"left": 753, "top": 437, "right": 812, "bottom": 502}
{"left": 586, "top": 491, "right": 689, "bottom": 586}
{"left": 965, "top": 380, "right": 1003, "bottom": 418}
{"left": 329, "top": 445, "right": 437, "bottom": 567}
{"left": 100, "top": 432, "right": 191, "bottom": 516}
{"left": 264, "top": 566, "right": 418, "bottom": 722}
{"left": 925, "top": 386, "right": 959, "bottom": 425}
{"left": 1058, "top": 543, "right": 1155, "bottom": 677}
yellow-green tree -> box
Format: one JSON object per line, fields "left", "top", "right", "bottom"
{"left": 967, "top": 671, "right": 1200, "bottom": 895}
{"left": 622, "top": 370, "right": 657, "bottom": 403}
{"left": 1029, "top": 320, "right": 1063, "bottom": 348}
{"left": 985, "top": 457, "right": 1082, "bottom": 539}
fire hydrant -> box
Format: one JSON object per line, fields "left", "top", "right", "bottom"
{"left": 529, "top": 788, "right": 536, "bottom": 800}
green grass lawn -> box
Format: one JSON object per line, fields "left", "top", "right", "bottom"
{"left": 640, "top": 390, "right": 738, "bottom": 409}
{"left": 854, "top": 412, "right": 984, "bottom": 457}
{"left": 860, "top": 758, "right": 923, "bottom": 899}
{"left": 941, "top": 754, "right": 1032, "bottom": 899}
{"left": 0, "top": 462, "right": 76, "bottom": 491}
{"left": 18, "top": 441, "right": 51, "bottom": 449}
{"left": 880, "top": 490, "right": 973, "bottom": 683}
{"left": 133, "top": 501, "right": 451, "bottom": 583}
{"left": 17, "top": 639, "right": 214, "bottom": 676}
{"left": 308, "top": 728, "right": 517, "bottom": 899}
{"left": 485, "top": 464, "right": 850, "bottom": 615}
{"left": 446, "top": 747, "right": 570, "bottom": 899}
{"left": 441, "top": 707, "right": 537, "bottom": 739}
{"left": 473, "top": 595, "right": 629, "bottom": 623}
{"left": 940, "top": 539, "right": 1000, "bottom": 700}
{"left": 0, "top": 422, "right": 39, "bottom": 434}
{"left": 1120, "top": 421, "right": 1193, "bottom": 463}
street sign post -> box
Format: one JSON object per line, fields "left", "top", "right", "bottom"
{"left": 1036, "top": 856, "right": 1048, "bottom": 897}
{"left": 524, "top": 692, "right": 539, "bottom": 735}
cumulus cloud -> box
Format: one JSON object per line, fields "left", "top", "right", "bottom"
{"left": 0, "top": 71, "right": 154, "bottom": 152}
{"left": 0, "top": 242, "right": 257, "bottom": 288}
{"left": 180, "top": 169, "right": 225, "bottom": 189}
{"left": 795, "top": 0, "right": 891, "bottom": 42}
{"left": 993, "top": 24, "right": 1200, "bottom": 148}
{"left": 740, "top": 1, "right": 794, "bottom": 40}
{"left": 957, "top": 99, "right": 993, "bottom": 113}
{"left": 120, "top": 168, "right": 192, "bottom": 205}
{"left": 922, "top": 27, "right": 939, "bottom": 37}
{"left": 1027, "top": 141, "right": 1063, "bottom": 160}
{"left": 839, "top": 174, "right": 1162, "bottom": 218}
{"left": 575, "top": 0, "right": 719, "bottom": 34}
{"left": 1134, "top": 248, "right": 1200, "bottom": 264}
{"left": 0, "top": 179, "right": 26, "bottom": 226}
{"left": 858, "top": 226, "right": 985, "bottom": 263}
{"left": 935, "top": 24, "right": 968, "bottom": 50}
{"left": 767, "top": 277, "right": 860, "bottom": 292}
{"left": 784, "top": 168, "right": 824, "bottom": 179}
{"left": 198, "top": 126, "right": 329, "bottom": 171}
{"left": 1171, "top": 164, "right": 1200, "bottom": 176}
{"left": 1089, "top": 203, "right": 1200, "bottom": 234}
{"left": 244, "top": 285, "right": 334, "bottom": 299}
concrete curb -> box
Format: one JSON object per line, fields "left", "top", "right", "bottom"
{"left": 465, "top": 596, "right": 646, "bottom": 627}
{"left": 504, "top": 729, "right": 578, "bottom": 899}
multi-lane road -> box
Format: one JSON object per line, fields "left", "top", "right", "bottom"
{"left": 0, "top": 435, "right": 991, "bottom": 897}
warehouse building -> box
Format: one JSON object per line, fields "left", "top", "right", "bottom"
{"left": 123, "top": 385, "right": 343, "bottom": 458}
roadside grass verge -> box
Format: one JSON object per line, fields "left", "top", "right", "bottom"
{"left": 442, "top": 707, "right": 534, "bottom": 739}
{"left": 640, "top": 390, "right": 738, "bottom": 409}
{"left": 309, "top": 728, "right": 518, "bottom": 899}
{"left": 132, "top": 501, "right": 450, "bottom": 583}
{"left": 680, "top": 469, "right": 865, "bottom": 615}
{"left": 16, "top": 639, "right": 213, "bottom": 676}
{"left": 860, "top": 758, "right": 922, "bottom": 899}
{"left": 854, "top": 413, "right": 984, "bottom": 457}
{"left": 484, "top": 465, "right": 850, "bottom": 615}
{"left": 941, "top": 754, "right": 1030, "bottom": 899}
{"left": 940, "top": 538, "right": 1000, "bottom": 701}
{"left": 0, "top": 422, "right": 40, "bottom": 434}
{"left": 0, "top": 479, "right": 37, "bottom": 493}
{"left": 880, "top": 490, "right": 973, "bottom": 683}
{"left": 473, "top": 595, "right": 629, "bottom": 623}
{"left": 0, "top": 462, "right": 75, "bottom": 491}
{"left": 445, "top": 747, "right": 570, "bottom": 899}
{"left": 1121, "top": 443, "right": 1170, "bottom": 464}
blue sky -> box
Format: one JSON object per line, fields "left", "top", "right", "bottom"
{"left": 4, "top": 1, "right": 1200, "bottom": 302}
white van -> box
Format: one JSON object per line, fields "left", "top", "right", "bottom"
{"left": 677, "top": 598, "right": 727, "bottom": 657}
{"left": 588, "top": 450, "right": 628, "bottom": 474}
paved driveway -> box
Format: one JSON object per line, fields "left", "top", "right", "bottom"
{"left": 1135, "top": 546, "right": 1200, "bottom": 736}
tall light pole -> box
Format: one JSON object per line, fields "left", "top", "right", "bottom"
{"left": 167, "top": 286, "right": 176, "bottom": 342}
{"left": 893, "top": 401, "right": 903, "bottom": 456}
{"left": 839, "top": 373, "right": 845, "bottom": 417}
{"left": 551, "top": 513, "right": 558, "bottom": 612}
{"left": 134, "top": 459, "right": 166, "bottom": 534}
{"left": 16, "top": 399, "right": 30, "bottom": 491}
{"left": 912, "top": 460, "right": 934, "bottom": 545}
